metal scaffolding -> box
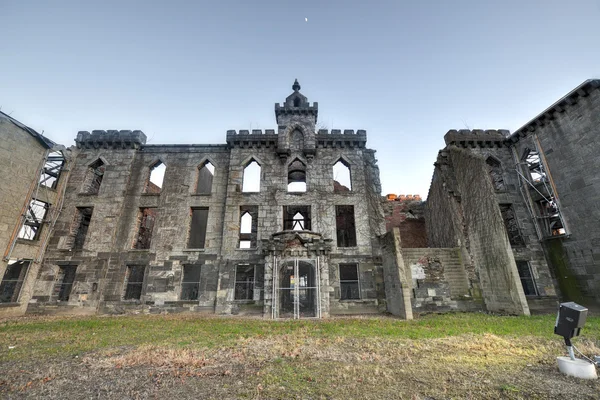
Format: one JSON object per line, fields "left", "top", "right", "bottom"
{"left": 513, "top": 136, "right": 567, "bottom": 241}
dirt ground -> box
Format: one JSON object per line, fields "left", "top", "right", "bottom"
{"left": 1, "top": 335, "right": 599, "bottom": 399}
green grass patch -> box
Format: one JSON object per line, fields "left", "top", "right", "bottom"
{"left": 1, "top": 313, "right": 599, "bottom": 362}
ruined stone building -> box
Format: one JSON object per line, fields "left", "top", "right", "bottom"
{"left": 427, "top": 79, "right": 600, "bottom": 313}
{"left": 1, "top": 79, "right": 599, "bottom": 318}
{"left": 0, "top": 111, "right": 70, "bottom": 316}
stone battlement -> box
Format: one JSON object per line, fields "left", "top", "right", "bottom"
{"left": 444, "top": 129, "right": 509, "bottom": 148}
{"left": 316, "top": 129, "right": 367, "bottom": 148}
{"left": 275, "top": 102, "right": 318, "bottom": 114}
{"left": 226, "top": 129, "right": 277, "bottom": 136}
{"left": 76, "top": 130, "right": 147, "bottom": 149}
{"left": 225, "top": 129, "right": 278, "bottom": 148}
{"left": 317, "top": 129, "right": 367, "bottom": 136}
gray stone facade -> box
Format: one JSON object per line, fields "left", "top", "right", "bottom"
{"left": 507, "top": 80, "right": 600, "bottom": 307}
{"left": 26, "top": 81, "right": 391, "bottom": 318}
{"left": 3, "top": 79, "right": 598, "bottom": 319}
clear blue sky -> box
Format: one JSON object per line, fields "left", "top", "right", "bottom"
{"left": 2, "top": 0, "right": 599, "bottom": 197}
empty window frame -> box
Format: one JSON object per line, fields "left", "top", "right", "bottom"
{"left": 234, "top": 264, "right": 255, "bottom": 300}
{"left": 134, "top": 208, "right": 157, "bottom": 249}
{"left": 0, "top": 260, "right": 30, "bottom": 303}
{"left": 53, "top": 265, "right": 77, "bottom": 301}
{"left": 336, "top": 205, "right": 357, "bottom": 247}
{"left": 181, "top": 264, "right": 201, "bottom": 300}
{"left": 83, "top": 159, "right": 106, "bottom": 195}
{"left": 72, "top": 207, "right": 93, "bottom": 250}
{"left": 515, "top": 261, "right": 538, "bottom": 296}
{"left": 288, "top": 158, "right": 306, "bottom": 192}
{"left": 333, "top": 159, "right": 352, "bottom": 192}
{"left": 486, "top": 157, "right": 505, "bottom": 191}
{"left": 283, "top": 206, "right": 311, "bottom": 231}
{"left": 523, "top": 149, "right": 547, "bottom": 184}
{"left": 242, "top": 160, "right": 261, "bottom": 192}
{"left": 239, "top": 206, "right": 258, "bottom": 248}
{"left": 18, "top": 199, "right": 49, "bottom": 240}
{"left": 188, "top": 208, "right": 209, "bottom": 249}
{"left": 123, "top": 265, "right": 146, "bottom": 300}
{"left": 145, "top": 161, "right": 166, "bottom": 193}
{"left": 339, "top": 263, "right": 360, "bottom": 300}
{"left": 196, "top": 161, "right": 215, "bottom": 194}
{"left": 536, "top": 199, "right": 565, "bottom": 236}
{"left": 40, "top": 151, "right": 65, "bottom": 189}
{"left": 499, "top": 204, "right": 525, "bottom": 246}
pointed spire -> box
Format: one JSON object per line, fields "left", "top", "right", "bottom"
{"left": 292, "top": 78, "right": 301, "bottom": 92}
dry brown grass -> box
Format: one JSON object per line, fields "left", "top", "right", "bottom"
{"left": 2, "top": 314, "right": 600, "bottom": 399}
{"left": 77, "top": 333, "right": 600, "bottom": 399}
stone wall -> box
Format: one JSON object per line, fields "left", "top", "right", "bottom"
{"left": 380, "top": 229, "right": 412, "bottom": 319}
{"left": 426, "top": 146, "right": 530, "bottom": 315}
{"left": 509, "top": 81, "right": 600, "bottom": 305}
{"left": 30, "top": 95, "right": 387, "bottom": 317}
{"left": 0, "top": 115, "right": 67, "bottom": 317}
{"left": 402, "top": 248, "right": 481, "bottom": 313}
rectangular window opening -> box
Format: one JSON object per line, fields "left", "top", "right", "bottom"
{"left": 336, "top": 205, "right": 356, "bottom": 247}
{"left": 0, "top": 260, "right": 31, "bottom": 303}
{"left": 499, "top": 204, "right": 525, "bottom": 246}
{"left": 339, "top": 263, "right": 360, "bottom": 300}
{"left": 516, "top": 261, "right": 538, "bottom": 296}
{"left": 134, "top": 208, "right": 157, "bottom": 249}
{"left": 40, "top": 151, "right": 65, "bottom": 189}
{"left": 536, "top": 199, "right": 565, "bottom": 237}
{"left": 54, "top": 265, "right": 77, "bottom": 301}
{"left": 18, "top": 199, "right": 49, "bottom": 241}
{"left": 123, "top": 265, "right": 145, "bottom": 300}
{"left": 188, "top": 208, "right": 208, "bottom": 249}
{"left": 181, "top": 264, "right": 201, "bottom": 300}
{"left": 72, "top": 207, "right": 93, "bottom": 250}
{"left": 235, "top": 264, "right": 255, "bottom": 300}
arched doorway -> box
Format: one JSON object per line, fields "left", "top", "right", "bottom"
{"left": 273, "top": 259, "right": 320, "bottom": 318}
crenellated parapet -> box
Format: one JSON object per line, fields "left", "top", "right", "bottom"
{"left": 316, "top": 129, "right": 367, "bottom": 148}
{"left": 385, "top": 194, "right": 423, "bottom": 202}
{"left": 444, "top": 129, "right": 509, "bottom": 148}
{"left": 225, "top": 127, "right": 368, "bottom": 150}
{"left": 226, "top": 129, "right": 278, "bottom": 148}
{"left": 274, "top": 102, "right": 318, "bottom": 120}
{"left": 75, "top": 130, "right": 146, "bottom": 149}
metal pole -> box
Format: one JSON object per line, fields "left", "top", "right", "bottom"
{"left": 295, "top": 259, "right": 299, "bottom": 319}
{"left": 316, "top": 256, "right": 321, "bottom": 319}
{"left": 272, "top": 255, "right": 277, "bottom": 319}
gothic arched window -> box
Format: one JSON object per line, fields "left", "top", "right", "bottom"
{"left": 242, "top": 160, "right": 261, "bottom": 192}
{"left": 196, "top": 161, "right": 215, "bottom": 194}
{"left": 288, "top": 158, "right": 306, "bottom": 192}
{"left": 145, "top": 161, "right": 166, "bottom": 193}
{"left": 333, "top": 159, "right": 352, "bottom": 192}
{"left": 486, "top": 156, "right": 505, "bottom": 191}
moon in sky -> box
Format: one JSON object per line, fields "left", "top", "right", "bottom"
{"left": 305, "top": 18, "right": 308, "bottom": 22}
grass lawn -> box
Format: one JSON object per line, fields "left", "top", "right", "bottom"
{"left": 1, "top": 313, "right": 599, "bottom": 399}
